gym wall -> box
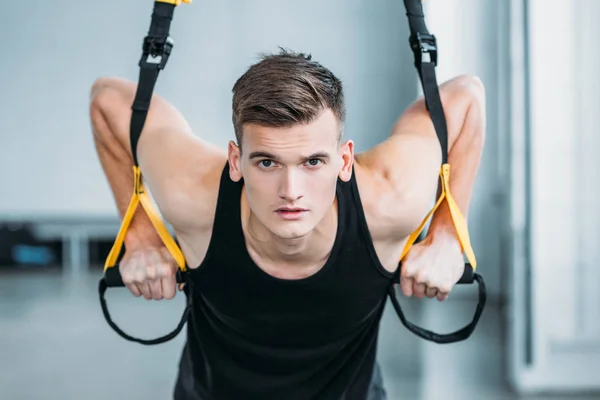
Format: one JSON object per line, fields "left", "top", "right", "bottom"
{"left": 0, "top": 0, "right": 508, "bottom": 301}
{"left": 0, "top": 0, "right": 416, "bottom": 219}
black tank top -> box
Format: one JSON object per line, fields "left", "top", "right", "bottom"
{"left": 175, "top": 163, "right": 397, "bottom": 400}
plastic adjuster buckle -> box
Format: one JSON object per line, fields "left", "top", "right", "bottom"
{"left": 139, "top": 36, "right": 175, "bottom": 70}
{"left": 409, "top": 32, "right": 438, "bottom": 67}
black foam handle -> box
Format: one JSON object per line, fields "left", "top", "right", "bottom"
{"left": 103, "top": 264, "right": 186, "bottom": 287}
{"left": 395, "top": 262, "right": 475, "bottom": 285}
{"left": 457, "top": 263, "right": 475, "bottom": 284}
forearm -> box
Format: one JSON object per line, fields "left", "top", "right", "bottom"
{"left": 91, "top": 97, "right": 163, "bottom": 249}
{"left": 427, "top": 89, "right": 486, "bottom": 240}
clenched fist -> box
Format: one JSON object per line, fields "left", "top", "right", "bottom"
{"left": 119, "top": 246, "right": 180, "bottom": 300}
{"left": 399, "top": 233, "right": 464, "bottom": 302}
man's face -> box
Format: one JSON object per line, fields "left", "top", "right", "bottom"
{"left": 228, "top": 109, "right": 354, "bottom": 241}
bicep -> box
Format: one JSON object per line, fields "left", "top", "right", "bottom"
{"left": 137, "top": 128, "right": 227, "bottom": 232}
{"left": 354, "top": 133, "right": 441, "bottom": 242}
{"left": 92, "top": 77, "right": 226, "bottom": 232}
{"left": 356, "top": 132, "right": 441, "bottom": 200}
{"left": 355, "top": 75, "right": 484, "bottom": 240}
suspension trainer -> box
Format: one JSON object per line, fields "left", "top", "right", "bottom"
{"left": 98, "top": 0, "right": 486, "bottom": 346}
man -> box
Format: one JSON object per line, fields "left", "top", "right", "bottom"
{"left": 90, "top": 49, "right": 485, "bottom": 400}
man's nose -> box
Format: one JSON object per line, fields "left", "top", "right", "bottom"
{"left": 278, "top": 169, "right": 303, "bottom": 202}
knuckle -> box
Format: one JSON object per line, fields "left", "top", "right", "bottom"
{"left": 415, "top": 271, "right": 428, "bottom": 284}
{"left": 146, "top": 265, "right": 157, "bottom": 280}
{"left": 121, "top": 273, "right": 134, "bottom": 285}
{"left": 134, "top": 271, "right": 146, "bottom": 284}
{"left": 159, "top": 263, "right": 174, "bottom": 277}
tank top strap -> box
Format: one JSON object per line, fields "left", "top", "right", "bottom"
{"left": 343, "top": 165, "right": 397, "bottom": 281}
{"left": 208, "top": 162, "right": 245, "bottom": 247}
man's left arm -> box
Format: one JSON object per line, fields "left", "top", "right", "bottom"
{"left": 401, "top": 74, "right": 487, "bottom": 301}
{"left": 355, "top": 74, "right": 486, "bottom": 300}
{"left": 426, "top": 78, "right": 487, "bottom": 241}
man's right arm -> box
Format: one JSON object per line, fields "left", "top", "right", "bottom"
{"left": 89, "top": 77, "right": 226, "bottom": 298}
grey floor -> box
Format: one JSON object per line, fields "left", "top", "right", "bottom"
{"left": 1, "top": 267, "right": 599, "bottom": 400}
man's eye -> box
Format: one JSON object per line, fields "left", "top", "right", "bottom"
{"left": 306, "top": 159, "right": 322, "bottom": 166}
{"left": 259, "top": 160, "right": 274, "bottom": 168}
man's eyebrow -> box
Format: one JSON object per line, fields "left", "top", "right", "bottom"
{"left": 248, "top": 151, "right": 281, "bottom": 160}
{"left": 303, "top": 152, "right": 330, "bottom": 160}
{"left": 247, "top": 151, "right": 331, "bottom": 161}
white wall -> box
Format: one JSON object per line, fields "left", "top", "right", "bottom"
{"left": 508, "top": 0, "right": 600, "bottom": 392}
{"left": 0, "top": 0, "right": 417, "bottom": 219}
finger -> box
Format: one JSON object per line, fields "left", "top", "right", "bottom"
{"left": 122, "top": 273, "right": 140, "bottom": 297}
{"left": 120, "top": 266, "right": 139, "bottom": 297}
{"left": 413, "top": 282, "right": 427, "bottom": 299}
{"left": 178, "top": 283, "right": 186, "bottom": 292}
{"left": 127, "top": 283, "right": 142, "bottom": 297}
{"left": 149, "top": 277, "right": 163, "bottom": 300}
{"left": 130, "top": 266, "right": 150, "bottom": 299}
{"left": 138, "top": 262, "right": 158, "bottom": 300}
{"left": 437, "top": 291, "right": 449, "bottom": 302}
{"left": 161, "top": 266, "right": 177, "bottom": 300}
{"left": 162, "top": 278, "right": 176, "bottom": 299}
{"left": 425, "top": 287, "right": 438, "bottom": 299}
{"left": 400, "top": 276, "right": 413, "bottom": 297}
{"left": 140, "top": 281, "right": 153, "bottom": 300}
{"left": 155, "top": 262, "right": 176, "bottom": 299}
{"left": 147, "top": 263, "right": 164, "bottom": 300}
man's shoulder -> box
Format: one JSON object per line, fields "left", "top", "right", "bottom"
{"left": 151, "top": 148, "right": 227, "bottom": 235}
{"left": 352, "top": 139, "right": 440, "bottom": 242}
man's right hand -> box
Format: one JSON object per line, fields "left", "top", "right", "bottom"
{"left": 119, "top": 246, "right": 180, "bottom": 300}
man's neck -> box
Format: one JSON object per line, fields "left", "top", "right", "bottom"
{"left": 243, "top": 202, "right": 338, "bottom": 274}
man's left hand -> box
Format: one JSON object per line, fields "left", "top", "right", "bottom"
{"left": 399, "top": 232, "right": 464, "bottom": 301}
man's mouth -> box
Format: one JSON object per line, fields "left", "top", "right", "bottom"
{"left": 275, "top": 207, "right": 308, "bottom": 219}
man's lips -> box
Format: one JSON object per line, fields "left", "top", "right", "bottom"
{"left": 276, "top": 207, "right": 308, "bottom": 212}
{"left": 275, "top": 207, "right": 308, "bottom": 220}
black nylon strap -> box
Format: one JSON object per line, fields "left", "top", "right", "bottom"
{"left": 130, "top": 1, "right": 177, "bottom": 166}
{"left": 388, "top": 273, "right": 486, "bottom": 344}
{"left": 389, "top": 0, "right": 487, "bottom": 344}
{"left": 403, "top": 0, "right": 429, "bottom": 34}
{"left": 403, "top": 0, "right": 448, "bottom": 163}
{"left": 99, "top": 278, "right": 190, "bottom": 345}
{"left": 418, "top": 62, "right": 448, "bottom": 163}
{"left": 130, "top": 68, "right": 160, "bottom": 166}
{"left": 148, "top": 2, "right": 176, "bottom": 37}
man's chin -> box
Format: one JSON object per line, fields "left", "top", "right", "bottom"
{"left": 270, "top": 223, "right": 312, "bottom": 241}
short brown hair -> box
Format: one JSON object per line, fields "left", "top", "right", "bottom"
{"left": 231, "top": 48, "right": 345, "bottom": 146}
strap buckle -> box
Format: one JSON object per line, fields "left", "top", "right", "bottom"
{"left": 409, "top": 32, "right": 438, "bottom": 67}
{"left": 139, "top": 36, "right": 174, "bottom": 70}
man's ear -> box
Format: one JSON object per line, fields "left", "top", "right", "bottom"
{"left": 228, "top": 141, "right": 243, "bottom": 182}
{"left": 338, "top": 139, "right": 354, "bottom": 182}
